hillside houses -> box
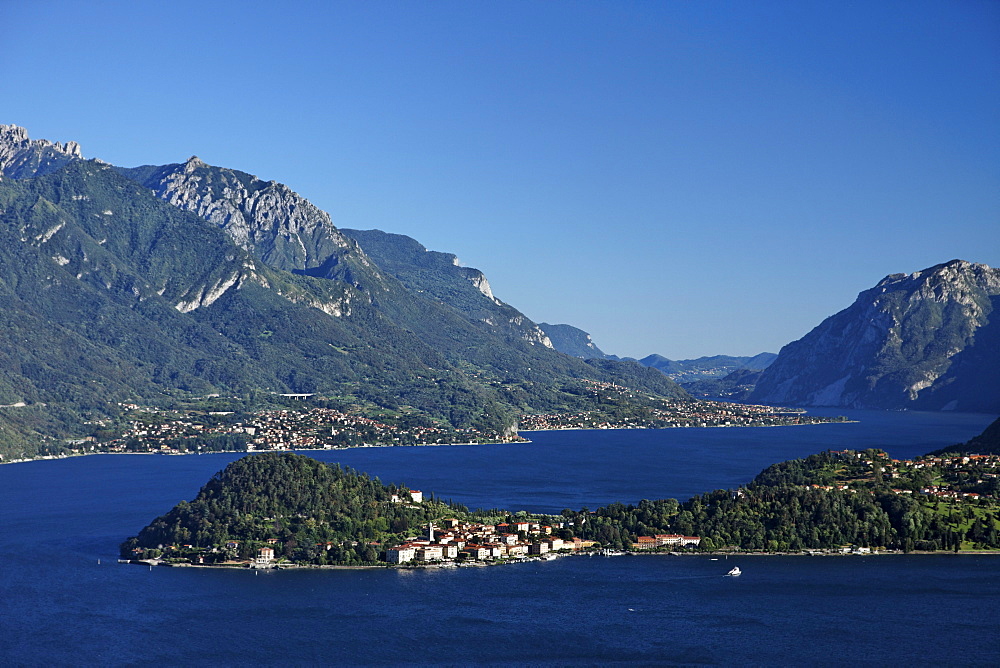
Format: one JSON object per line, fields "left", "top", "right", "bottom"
{"left": 820, "top": 450, "right": 1000, "bottom": 499}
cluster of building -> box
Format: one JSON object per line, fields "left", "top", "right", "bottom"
{"left": 241, "top": 408, "right": 457, "bottom": 449}
{"left": 519, "top": 397, "right": 840, "bottom": 431}
{"left": 384, "top": 519, "right": 599, "bottom": 564}
{"left": 94, "top": 406, "right": 481, "bottom": 454}
{"left": 819, "top": 450, "right": 999, "bottom": 499}
{"left": 633, "top": 534, "right": 702, "bottom": 550}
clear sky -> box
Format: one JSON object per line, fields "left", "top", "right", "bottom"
{"left": 3, "top": 1, "right": 998, "bottom": 359}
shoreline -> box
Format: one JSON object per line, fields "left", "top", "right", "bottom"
{"left": 0, "top": 419, "right": 858, "bottom": 467}
{"left": 517, "top": 420, "right": 858, "bottom": 434}
{"left": 0, "top": 439, "right": 523, "bottom": 467}
{"left": 123, "top": 547, "right": 1000, "bottom": 573}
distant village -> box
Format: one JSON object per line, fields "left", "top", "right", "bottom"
{"left": 73, "top": 403, "right": 490, "bottom": 455}
{"left": 52, "top": 388, "right": 847, "bottom": 458}
{"left": 519, "top": 382, "right": 846, "bottom": 431}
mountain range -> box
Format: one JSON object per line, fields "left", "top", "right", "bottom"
{"left": 534, "top": 321, "right": 776, "bottom": 393}
{"left": 539, "top": 260, "right": 1000, "bottom": 412}
{"left": 1, "top": 125, "right": 996, "bottom": 457}
{"left": 0, "top": 125, "right": 684, "bottom": 457}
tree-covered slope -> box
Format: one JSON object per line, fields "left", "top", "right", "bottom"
{"left": 961, "top": 418, "right": 1000, "bottom": 455}
{"left": 536, "top": 323, "right": 612, "bottom": 359}
{"left": 120, "top": 452, "right": 457, "bottom": 564}
{"left": 0, "top": 127, "right": 688, "bottom": 458}
{"left": 929, "top": 416, "right": 1000, "bottom": 456}
{"left": 570, "top": 446, "right": 1000, "bottom": 552}
{"left": 342, "top": 227, "right": 553, "bottom": 347}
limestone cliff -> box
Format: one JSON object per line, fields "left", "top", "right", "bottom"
{"left": 751, "top": 260, "right": 1000, "bottom": 412}
{"left": 342, "top": 228, "right": 554, "bottom": 348}
{"left": 0, "top": 124, "right": 83, "bottom": 179}
{"left": 118, "top": 157, "right": 389, "bottom": 298}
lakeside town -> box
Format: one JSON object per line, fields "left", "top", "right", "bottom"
{"left": 125, "top": 449, "right": 1000, "bottom": 571}
{"left": 121, "top": 440, "right": 1000, "bottom": 569}
{"left": 519, "top": 379, "right": 849, "bottom": 430}
{"left": 519, "top": 398, "right": 845, "bottom": 431}
{"left": 130, "top": 499, "right": 707, "bottom": 570}
{"left": 8, "top": 385, "right": 850, "bottom": 462}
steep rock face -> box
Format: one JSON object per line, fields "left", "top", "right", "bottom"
{"left": 537, "top": 323, "right": 609, "bottom": 359}
{"left": 342, "top": 228, "right": 554, "bottom": 348}
{"left": 0, "top": 124, "right": 83, "bottom": 179}
{"left": 751, "top": 260, "right": 1000, "bottom": 412}
{"left": 118, "top": 158, "right": 387, "bottom": 295}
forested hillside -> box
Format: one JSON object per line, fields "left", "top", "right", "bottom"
{"left": 123, "top": 441, "right": 1000, "bottom": 568}
{"left": 572, "top": 447, "right": 1000, "bottom": 552}
{"left": 0, "top": 126, "right": 687, "bottom": 458}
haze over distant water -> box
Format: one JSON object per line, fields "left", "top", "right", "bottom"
{"left": 2, "top": 411, "right": 997, "bottom": 665}
{"left": 2, "top": 2, "right": 997, "bottom": 358}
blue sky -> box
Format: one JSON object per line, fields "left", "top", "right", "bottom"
{"left": 3, "top": 1, "right": 998, "bottom": 359}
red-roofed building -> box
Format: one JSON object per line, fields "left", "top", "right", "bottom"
{"left": 635, "top": 536, "right": 657, "bottom": 550}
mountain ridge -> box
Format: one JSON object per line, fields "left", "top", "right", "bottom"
{"left": 751, "top": 260, "right": 1000, "bottom": 412}
{"left": 0, "top": 125, "right": 688, "bottom": 457}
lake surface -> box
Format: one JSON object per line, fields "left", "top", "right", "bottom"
{"left": 2, "top": 409, "right": 999, "bottom": 666}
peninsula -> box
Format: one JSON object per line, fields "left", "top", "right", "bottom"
{"left": 121, "top": 421, "right": 1000, "bottom": 568}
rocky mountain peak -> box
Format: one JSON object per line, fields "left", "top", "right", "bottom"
{"left": 751, "top": 260, "right": 1000, "bottom": 412}
{"left": 183, "top": 156, "right": 206, "bottom": 172}
{"left": 119, "top": 158, "right": 382, "bottom": 291}
{"left": 0, "top": 124, "right": 83, "bottom": 178}
{"left": 0, "top": 124, "right": 29, "bottom": 143}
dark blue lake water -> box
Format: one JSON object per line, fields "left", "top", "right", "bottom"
{"left": 2, "top": 409, "right": 999, "bottom": 666}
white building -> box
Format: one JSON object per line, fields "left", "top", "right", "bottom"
{"left": 255, "top": 547, "right": 274, "bottom": 568}
{"left": 386, "top": 544, "right": 417, "bottom": 564}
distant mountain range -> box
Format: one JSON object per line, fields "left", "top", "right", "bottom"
{"left": 0, "top": 125, "right": 685, "bottom": 457}
{"left": 751, "top": 260, "right": 1000, "bottom": 413}
{"left": 637, "top": 352, "right": 778, "bottom": 381}
{"left": 535, "top": 322, "right": 776, "bottom": 396}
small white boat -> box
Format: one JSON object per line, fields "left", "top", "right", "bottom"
{"left": 727, "top": 566, "right": 741, "bottom": 576}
